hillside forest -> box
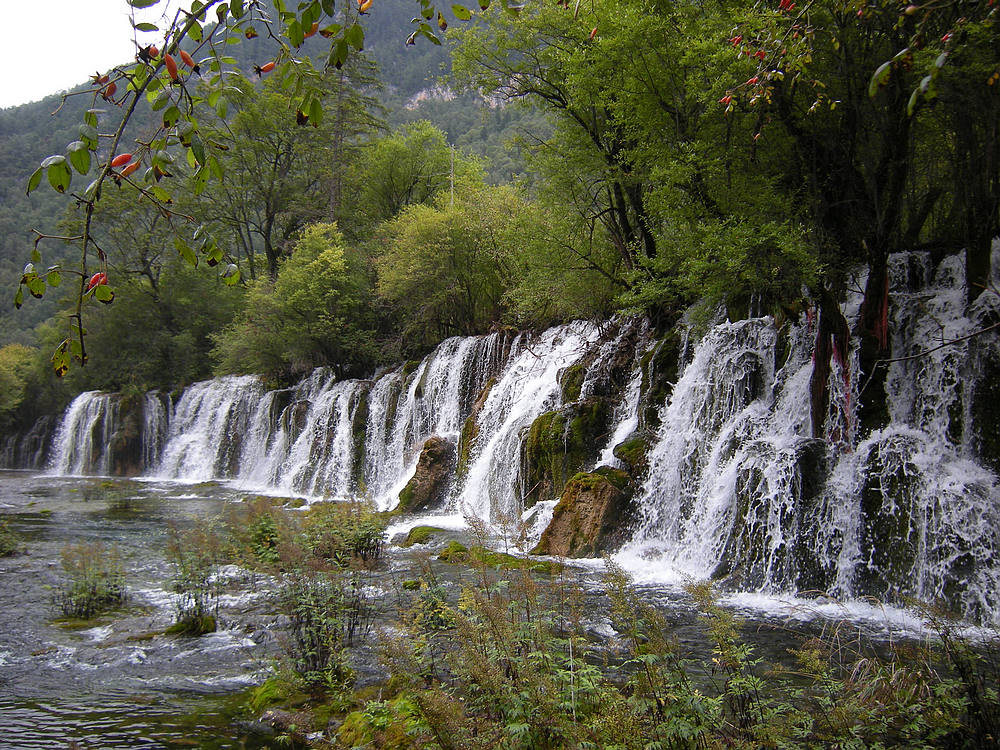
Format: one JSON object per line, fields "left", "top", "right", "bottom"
{"left": 1, "top": 0, "right": 998, "bottom": 439}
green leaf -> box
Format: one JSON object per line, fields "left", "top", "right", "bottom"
{"left": 94, "top": 284, "right": 114, "bottom": 303}
{"left": 308, "top": 97, "right": 323, "bottom": 126}
{"left": 14, "top": 285, "right": 23, "bottom": 308}
{"left": 209, "top": 155, "right": 224, "bottom": 181}
{"left": 26, "top": 167, "right": 43, "bottom": 195}
{"left": 452, "top": 4, "right": 472, "bottom": 20}
{"left": 221, "top": 263, "right": 241, "bottom": 285}
{"left": 152, "top": 185, "right": 172, "bottom": 203}
{"left": 189, "top": 21, "right": 203, "bottom": 42}
{"left": 868, "top": 61, "right": 892, "bottom": 98}
{"left": 193, "top": 165, "right": 209, "bottom": 195}
{"left": 152, "top": 90, "right": 171, "bottom": 111}
{"left": 231, "top": 0, "right": 245, "bottom": 17}
{"left": 216, "top": 3, "right": 229, "bottom": 23}
{"left": 345, "top": 23, "right": 364, "bottom": 51}
{"left": 175, "top": 238, "right": 198, "bottom": 267}
{"left": 215, "top": 97, "right": 229, "bottom": 119}
{"left": 67, "top": 141, "right": 91, "bottom": 175}
{"left": 322, "top": 0, "right": 335, "bottom": 15}
{"left": 190, "top": 135, "right": 207, "bottom": 165}
{"left": 27, "top": 276, "right": 45, "bottom": 298}
{"left": 163, "top": 105, "right": 181, "bottom": 127}
{"left": 133, "top": 21, "right": 159, "bottom": 31}
{"left": 46, "top": 270, "right": 62, "bottom": 287}
{"left": 84, "top": 179, "right": 101, "bottom": 200}
{"left": 31, "top": 248, "right": 41, "bottom": 263}
{"left": 330, "top": 38, "right": 349, "bottom": 68}
{"left": 46, "top": 157, "right": 72, "bottom": 193}
{"left": 129, "top": 0, "right": 160, "bottom": 7}
{"left": 288, "top": 18, "right": 304, "bottom": 47}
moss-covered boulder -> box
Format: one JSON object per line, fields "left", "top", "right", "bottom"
{"left": 612, "top": 431, "right": 653, "bottom": 478}
{"left": 107, "top": 394, "right": 143, "bottom": 477}
{"left": 396, "top": 436, "right": 456, "bottom": 513}
{"left": 558, "top": 363, "right": 586, "bottom": 403}
{"left": 437, "top": 541, "right": 562, "bottom": 573}
{"left": 521, "top": 400, "right": 611, "bottom": 507}
{"left": 457, "top": 376, "right": 496, "bottom": 477}
{"left": 398, "top": 525, "right": 447, "bottom": 547}
{"left": 532, "top": 468, "right": 634, "bottom": 557}
{"left": 638, "top": 328, "right": 682, "bottom": 430}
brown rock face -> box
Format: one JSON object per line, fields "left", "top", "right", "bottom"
{"left": 533, "top": 468, "right": 633, "bottom": 557}
{"left": 396, "top": 436, "right": 456, "bottom": 513}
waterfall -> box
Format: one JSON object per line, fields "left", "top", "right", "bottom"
{"left": 48, "top": 392, "right": 118, "bottom": 475}
{"left": 155, "top": 376, "right": 265, "bottom": 480}
{"left": 0, "top": 415, "right": 55, "bottom": 470}
{"left": 456, "top": 321, "right": 601, "bottom": 520}
{"left": 618, "top": 250, "right": 1000, "bottom": 623}
{"left": 34, "top": 252, "right": 1000, "bottom": 622}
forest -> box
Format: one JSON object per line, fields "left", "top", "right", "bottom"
{"left": 1, "top": 0, "right": 997, "bottom": 440}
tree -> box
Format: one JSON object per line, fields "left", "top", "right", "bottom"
{"left": 13, "top": 0, "right": 505, "bottom": 376}
{"left": 213, "top": 222, "right": 377, "bottom": 380}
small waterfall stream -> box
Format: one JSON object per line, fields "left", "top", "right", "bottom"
{"left": 24, "top": 249, "right": 1000, "bottom": 623}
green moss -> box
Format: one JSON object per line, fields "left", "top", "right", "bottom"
{"left": 522, "top": 401, "right": 610, "bottom": 507}
{"left": 399, "top": 525, "right": 446, "bottom": 548}
{"left": 559, "top": 363, "right": 586, "bottom": 403}
{"left": 457, "top": 377, "right": 497, "bottom": 477}
{"left": 639, "top": 330, "right": 681, "bottom": 430}
{"left": 0, "top": 520, "right": 20, "bottom": 557}
{"left": 612, "top": 434, "right": 650, "bottom": 475}
{"left": 437, "top": 540, "right": 469, "bottom": 562}
{"left": 401, "top": 359, "right": 422, "bottom": 378}
{"left": 437, "top": 542, "right": 562, "bottom": 573}
{"left": 165, "top": 614, "right": 217, "bottom": 636}
{"left": 402, "top": 579, "right": 421, "bottom": 591}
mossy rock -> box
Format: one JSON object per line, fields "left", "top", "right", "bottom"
{"left": 612, "top": 432, "right": 652, "bottom": 477}
{"left": 638, "top": 328, "right": 682, "bottom": 431}
{"left": 521, "top": 400, "right": 611, "bottom": 507}
{"left": 399, "top": 525, "right": 447, "bottom": 548}
{"left": 396, "top": 437, "right": 455, "bottom": 514}
{"left": 165, "top": 614, "right": 217, "bottom": 636}
{"left": 558, "top": 363, "right": 586, "bottom": 403}
{"left": 437, "top": 542, "right": 561, "bottom": 573}
{"left": 971, "top": 346, "right": 1000, "bottom": 472}
{"left": 401, "top": 359, "right": 422, "bottom": 378}
{"left": 533, "top": 469, "right": 634, "bottom": 558}
{"left": 457, "top": 377, "right": 497, "bottom": 477}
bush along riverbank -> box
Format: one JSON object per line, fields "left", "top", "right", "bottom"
{"left": 170, "top": 501, "right": 1000, "bottom": 750}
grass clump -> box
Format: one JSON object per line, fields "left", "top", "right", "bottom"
{"left": 55, "top": 542, "right": 127, "bottom": 619}
{"left": 166, "top": 520, "right": 223, "bottom": 635}
{"left": 0, "top": 520, "right": 20, "bottom": 556}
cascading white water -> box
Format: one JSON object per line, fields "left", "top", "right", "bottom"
{"left": 155, "top": 375, "right": 265, "bottom": 480}
{"left": 456, "top": 321, "right": 601, "bottom": 520}
{"left": 362, "top": 333, "right": 508, "bottom": 509}
{"left": 48, "top": 392, "right": 118, "bottom": 476}
{"left": 618, "top": 250, "right": 1000, "bottom": 623}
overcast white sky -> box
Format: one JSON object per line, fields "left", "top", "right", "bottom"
{"left": 0, "top": 0, "right": 179, "bottom": 109}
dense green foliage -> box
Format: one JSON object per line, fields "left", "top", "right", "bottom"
{"left": 2, "top": 0, "right": 997, "bottom": 443}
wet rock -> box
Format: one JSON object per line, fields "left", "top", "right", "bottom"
{"left": 521, "top": 400, "right": 611, "bottom": 507}
{"left": 457, "top": 376, "right": 496, "bottom": 477}
{"left": 638, "top": 328, "right": 682, "bottom": 430}
{"left": 396, "top": 436, "right": 455, "bottom": 513}
{"left": 971, "top": 345, "right": 1000, "bottom": 472}
{"left": 612, "top": 431, "right": 653, "bottom": 478}
{"left": 108, "top": 395, "right": 143, "bottom": 477}
{"left": 532, "top": 468, "right": 634, "bottom": 557}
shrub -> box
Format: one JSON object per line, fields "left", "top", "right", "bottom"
{"left": 0, "top": 520, "right": 20, "bottom": 557}
{"left": 166, "top": 521, "right": 223, "bottom": 635}
{"left": 55, "top": 542, "right": 127, "bottom": 619}
{"left": 301, "top": 501, "right": 386, "bottom": 567}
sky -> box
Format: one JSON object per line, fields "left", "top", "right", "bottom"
{"left": 0, "top": 0, "right": 179, "bottom": 109}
